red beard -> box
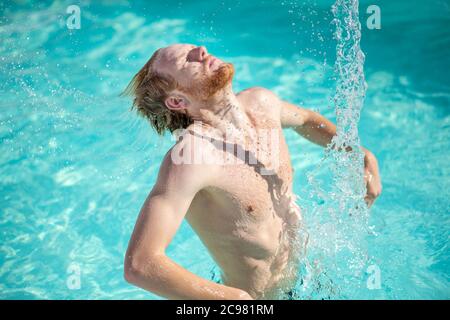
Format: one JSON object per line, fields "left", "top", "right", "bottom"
{"left": 186, "top": 63, "right": 235, "bottom": 100}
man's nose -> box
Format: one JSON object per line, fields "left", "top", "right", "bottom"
{"left": 188, "top": 46, "right": 208, "bottom": 62}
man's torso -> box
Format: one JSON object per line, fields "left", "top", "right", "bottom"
{"left": 183, "top": 88, "right": 304, "bottom": 299}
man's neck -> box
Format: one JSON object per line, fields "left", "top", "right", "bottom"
{"left": 190, "top": 86, "right": 253, "bottom": 137}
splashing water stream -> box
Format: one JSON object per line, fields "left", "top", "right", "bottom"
{"left": 299, "top": 0, "right": 370, "bottom": 299}
{"left": 328, "top": 0, "right": 370, "bottom": 287}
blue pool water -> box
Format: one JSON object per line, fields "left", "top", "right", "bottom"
{"left": 0, "top": 0, "right": 449, "bottom": 299}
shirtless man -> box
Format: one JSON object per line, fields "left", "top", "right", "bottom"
{"left": 123, "top": 44, "right": 382, "bottom": 300}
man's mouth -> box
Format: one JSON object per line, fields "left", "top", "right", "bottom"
{"left": 206, "top": 56, "right": 222, "bottom": 71}
{"left": 208, "top": 56, "right": 216, "bottom": 69}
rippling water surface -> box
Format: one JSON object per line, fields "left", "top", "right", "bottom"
{"left": 0, "top": 0, "right": 449, "bottom": 299}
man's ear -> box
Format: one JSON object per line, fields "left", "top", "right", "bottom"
{"left": 164, "top": 94, "right": 188, "bottom": 111}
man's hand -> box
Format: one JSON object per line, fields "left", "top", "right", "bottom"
{"left": 363, "top": 149, "right": 382, "bottom": 208}
{"left": 237, "top": 291, "right": 254, "bottom": 300}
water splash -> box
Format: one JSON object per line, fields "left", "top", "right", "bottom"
{"left": 299, "top": 0, "right": 370, "bottom": 299}
{"left": 331, "top": 0, "right": 367, "bottom": 151}
{"left": 328, "top": 0, "right": 369, "bottom": 230}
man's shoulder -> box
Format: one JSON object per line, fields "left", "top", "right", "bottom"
{"left": 164, "top": 132, "right": 214, "bottom": 163}
{"left": 238, "top": 87, "right": 282, "bottom": 115}
{"left": 159, "top": 131, "right": 221, "bottom": 179}
{"left": 238, "top": 86, "right": 279, "bottom": 100}
{"left": 152, "top": 141, "right": 221, "bottom": 196}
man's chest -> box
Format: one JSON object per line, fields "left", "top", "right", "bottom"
{"left": 208, "top": 129, "right": 294, "bottom": 214}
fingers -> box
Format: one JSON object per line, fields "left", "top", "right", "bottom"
{"left": 364, "top": 178, "right": 381, "bottom": 209}
{"left": 365, "top": 195, "right": 374, "bottom": 208}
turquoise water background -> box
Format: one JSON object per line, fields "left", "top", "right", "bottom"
{"left": 0, "top": 0, "right": 449, "bottom": 299}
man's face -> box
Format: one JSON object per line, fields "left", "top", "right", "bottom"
{"left": 153, "top": 44, "right": 234, "bottom": 99}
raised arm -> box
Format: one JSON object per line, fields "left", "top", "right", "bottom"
{"left": 124, "top": 141, "right": 253, "bottom": 300}
{"left": 277, "top": 93, "right": 382, "bottom": 207}
{"left": 280, "top": 100, "right": 336, "bottom": 148}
